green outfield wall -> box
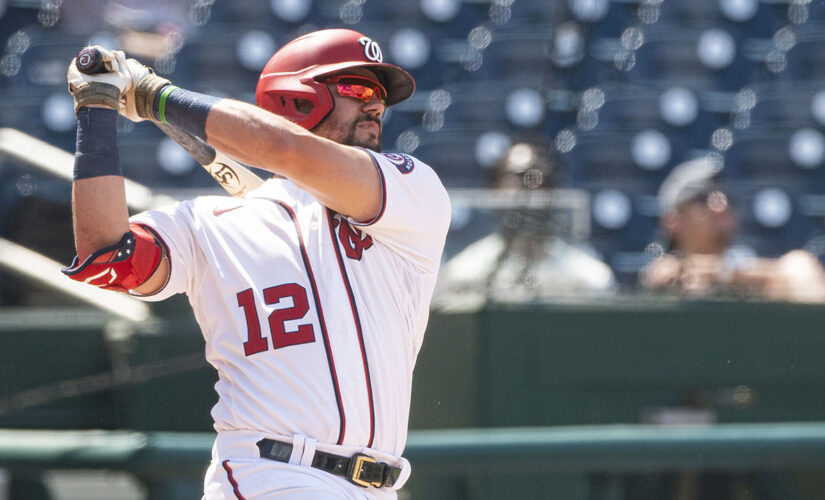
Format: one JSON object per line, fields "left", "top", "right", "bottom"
{"left": 1, "top": 299, "right": 825, "bottom": 498}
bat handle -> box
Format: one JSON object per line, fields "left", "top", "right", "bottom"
{"left": 75, "top": 47, "right": 106, "bottom": 75}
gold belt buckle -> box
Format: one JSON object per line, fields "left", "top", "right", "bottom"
{"left": 349, "top": 453, "right": 382, "bottom": 488}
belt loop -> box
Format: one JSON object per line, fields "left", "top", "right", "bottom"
{"left": 389, "top": 456, "right": 412, "bottom": 490}
{"left": 289, "top": 434, "right": 305, "bottom": 465}
{"left": 300, "top": 436, "right": 317, "bottom": 467}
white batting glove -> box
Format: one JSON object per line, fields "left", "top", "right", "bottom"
{"left": 66, "top": 46, "right": 132, "bottom": 115}
{"left": 113, "top": 52, "right": 155, "bottom": 122}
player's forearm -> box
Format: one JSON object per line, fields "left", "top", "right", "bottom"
{"left": 151, "top": 88, "right": 296, "bottom": 170}
{"left": 156, "top": 87, "right": 382, "bottom": 219}
{"left": 71, "top": 107, "right": 130, "bottom": 261}
{"left": 204, "top": 98, "right": 309, "bottom": 172}
{"left": 204, "top": 99, "right": 382, "bottom": 220}
{"left": 72, "top": 178, "right": 130, "bottom": 260}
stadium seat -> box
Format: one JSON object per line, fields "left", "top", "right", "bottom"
{"left": 561, "top": 125, "right": 699, "bottom": 193}
{"left": 474, "top": 26, "right": 554, "bottom": 83}
{"left": 782, "top": 28, "right": 825, "bottom": 81}
{"left": 722, "top": 124, "right": 825, "bottom": 190}
{"left": 438, "top": 80, "right": 524, "bottom": 129}
{"left": 631, "top": 24, "right": 760, "bottom": 91}
{"left": 395, "top": 126, "right": 491, "bottom": 188}
{"left": 747, "top": 81, "right": 823, "bottom": 125}
{"left": 507, "top": 0, "right": 566, "bottom": 27}
{"left": 728, "top": 179, "right": 818, "bottom": 257}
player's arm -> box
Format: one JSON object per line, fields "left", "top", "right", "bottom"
{"left": 63, "top": 52, "right": 169, "bottom": 295}
{"left": 205, "top": 99, "right": 381, "bottom": 222}
{"left": 70, "top": 150, "right": 169, "bottom": 296}
{"left": 128, "top": 66, "right": 381, "bottom": 222}
{"left": 71, "top": 118, "right": 129, "bottom": 261}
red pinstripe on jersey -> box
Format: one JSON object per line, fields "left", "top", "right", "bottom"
{"left": 326, "top": 209, "right": 376, "bottom": 447}
{"left": 221, "top": 460, "right": 246, "bottom": 499}
{"left": 268, "top": 199, "right": 347, "bottom": 444}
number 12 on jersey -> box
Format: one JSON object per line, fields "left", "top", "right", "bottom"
{"left": 237, "top": 284, "right": 316, "bottom": 356}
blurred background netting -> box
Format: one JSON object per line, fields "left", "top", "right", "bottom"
{"left": 3, "top": 0, "right": 825, "bottom": 293}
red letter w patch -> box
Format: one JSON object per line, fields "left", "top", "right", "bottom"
{"left": 333, "top": 218, "right": 373, "bottom": 260}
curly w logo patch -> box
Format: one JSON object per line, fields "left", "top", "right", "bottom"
{"left": 332, "top": 217, "right": 373, "bottom": 260}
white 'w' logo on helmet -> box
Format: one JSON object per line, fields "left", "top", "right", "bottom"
{"left": 358, "top": 36, "right": 383, "bottom": 63}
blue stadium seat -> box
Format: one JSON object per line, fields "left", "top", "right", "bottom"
{"left": 575, "top": 83, "right": 715, "bottom": 147}
{"left": 507, "top": 0, "right": 566, "bottom": 27}
{"left": 396, "top": 126, "right": 491, "bottom": 188}
{"left": 594, "top": 83, "right": 661, "bottom": 127}
{"left": 172, "top": 26, "right": 271, "bottom": 96}
{"left": 722, "top": 124, "right": 825, "bottom": 190}
{"left": 726, "top": 179, "right": 818, "bottom": 257}
{"left": 439, "top": 80, "right": 527, "bottom": 129}
{"left": 565, "top": 0, "right": 636, "bottom": 39}
{"left": 473, "top": 26, "right": 554, "bottom": 83}
{"left": 352, "top": 0, "right": 424, "bottom": 25}
{"left": 631, "top": 24, "right": 761, "bottom": 91}
{"left": 657, "top": 0, "right": 722, "bottom": 24}
{"left": 721, "top": 0, "right": 790, "bottom": 37}
{"left": 381, "top": 107, "right": 421, "bottom": 152}
{"left": 2, "top": 28, "right": 89, "bottom": 93}
{"left": 118, "top": 135, "right": 218, "bottom": 189}
{"left": 561, "top": 127, "right": 684, "bottom": 194}
{"left": 416, "top": 0, "right": 492, "bottom": 37}
{"left": 583, "top": 180, "right": 660, "bottom": 285}
{"left": 747, "top": 81, "right": 822, "bottom": 125}
{"left": 782, "top": 28, "right": 825, "bottom": 81}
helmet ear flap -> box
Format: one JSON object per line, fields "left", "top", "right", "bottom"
{"left": 301, "top": 80, "right": 335, "bottom": 129}
{"left": 256, "top": 78, "right": 335, "bottom": 129}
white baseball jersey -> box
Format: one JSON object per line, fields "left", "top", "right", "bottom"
{"left": 131, "top": 150, "right": 450, "bottom": 458}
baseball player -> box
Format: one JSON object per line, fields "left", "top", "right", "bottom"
{"left": 62, "top": 29, "right": 450, "bottom": 499}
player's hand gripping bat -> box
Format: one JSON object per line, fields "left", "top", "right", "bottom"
{"left": 75, "top": 47, "right": 264, "bottom": 198}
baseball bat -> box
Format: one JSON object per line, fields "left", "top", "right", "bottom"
{"left": 75, "top": 47, "right": 264, "bottom": 198}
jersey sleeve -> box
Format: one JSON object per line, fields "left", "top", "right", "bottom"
{"left": 128, "top": 201, "right": 197, "bottom": 301}
{"left": 350, "top": 151, "right": 451, "bottom": 274}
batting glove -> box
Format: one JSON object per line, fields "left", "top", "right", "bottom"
{"left": 66, "top": 46, "right": 131, "bottom": 115}
{"left": 113, "top": 53, "right": 171, "bottom": 123}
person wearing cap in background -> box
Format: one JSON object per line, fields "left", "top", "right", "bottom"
{"left": 433, "top": 142, "right": 616, "bottom": 311}
{"left": 641, "top": 157, "right": 825, "bottom": 302}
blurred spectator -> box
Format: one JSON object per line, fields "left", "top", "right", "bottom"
{"left": 641, "top": 157, "right": 825, "bottom": 303}
{"left": 59, "top": 0, "right": 190, "bottom": 34}
{"left": 59, "top": 0, "right": 189, "bottom": 62}
{"left": 433, "top": 142, "right": 616, "bottom": 311}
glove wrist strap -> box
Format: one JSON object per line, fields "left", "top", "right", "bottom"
{"left": 73, "top": 82, "right": 121, "bottom": 115}
{"left": 134, "top": 73, "right": 172, "bottom": 120}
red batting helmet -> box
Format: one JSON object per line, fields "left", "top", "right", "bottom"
{"left": 255, "top": 29, "right": 416, "bottom": 130}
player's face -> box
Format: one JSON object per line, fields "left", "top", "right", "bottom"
{"left": 314, "top": 69, "right": 386, "bottom": 151}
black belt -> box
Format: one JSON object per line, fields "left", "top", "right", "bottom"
{"left": 256, "top": 438, "right": 402, "bottom": 488}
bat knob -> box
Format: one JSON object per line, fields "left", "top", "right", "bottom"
{"left": 76, "top": 47, "right": 105, "bottom": 74}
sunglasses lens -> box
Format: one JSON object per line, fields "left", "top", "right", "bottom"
{"left": 327, "top": 76, "right": 387, "bottom": 103}
{"left": 339, "top": 83, "right": 374, "bottom": 101}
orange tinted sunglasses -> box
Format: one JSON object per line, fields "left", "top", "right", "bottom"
{"left": 323, "top": 75, "right": 387, "bottom": 104}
